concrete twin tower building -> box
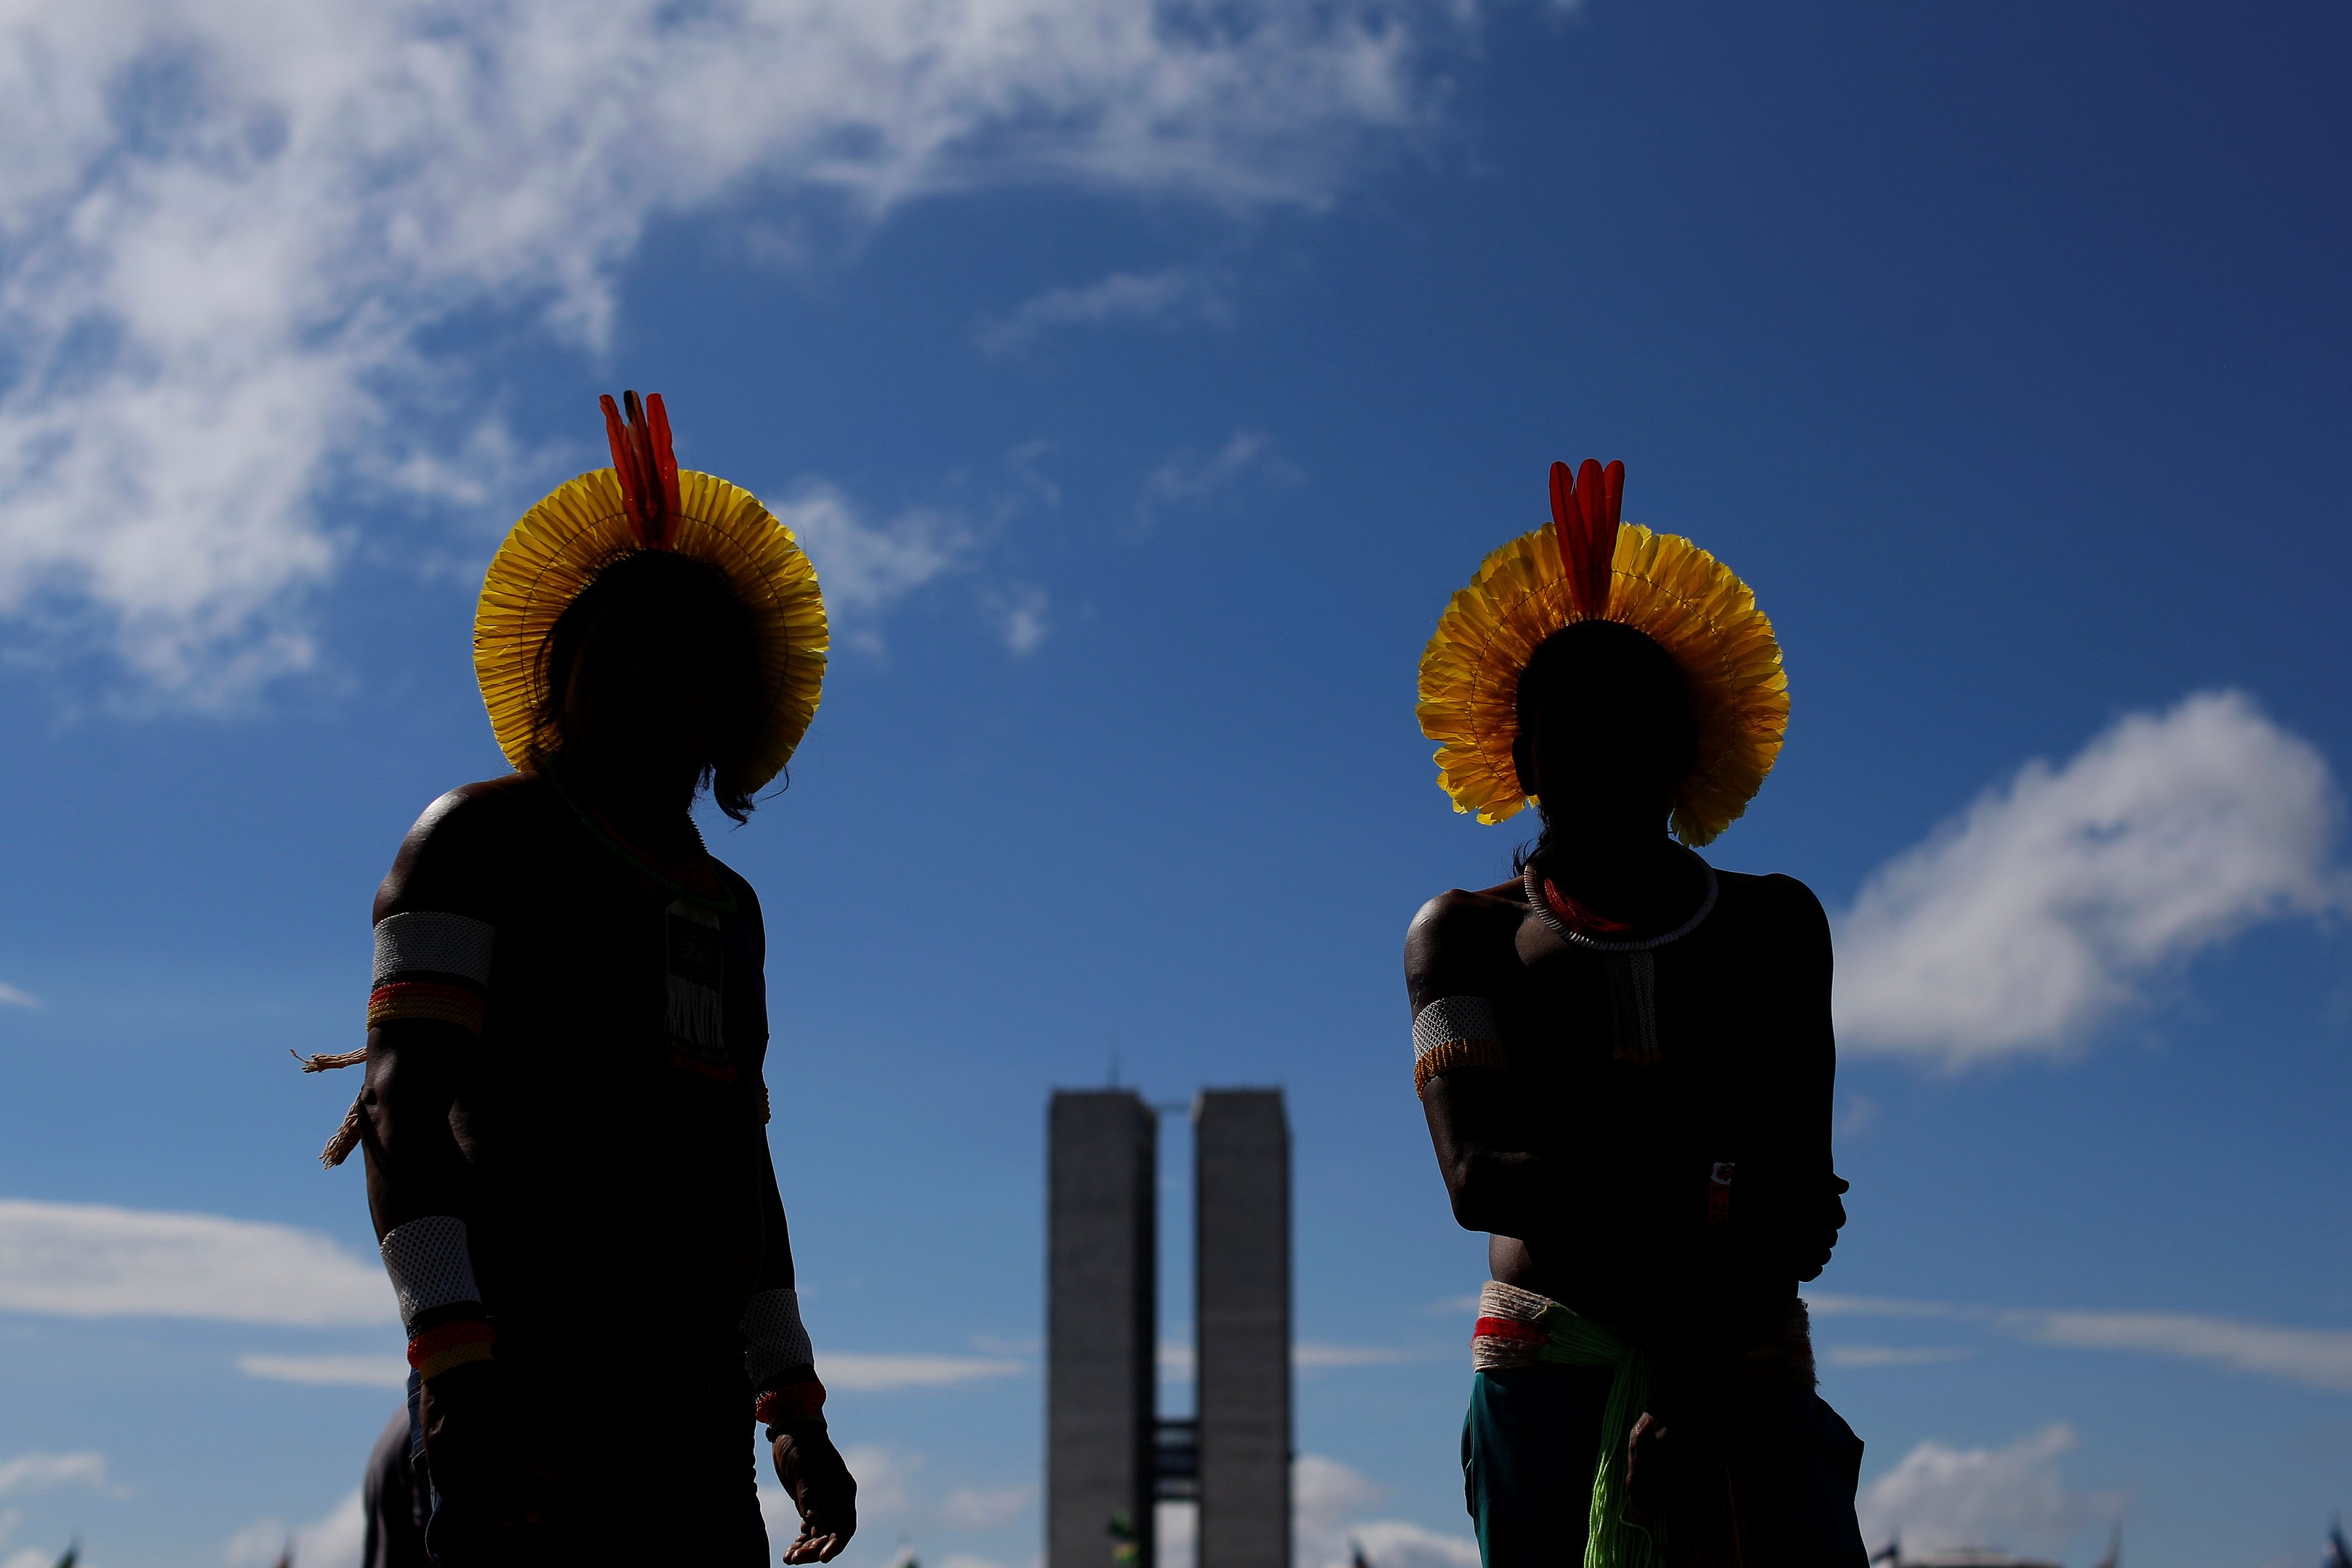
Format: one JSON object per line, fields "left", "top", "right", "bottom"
{"left": 1048, "top": 1089, "right": 1291, "bottom": 1568}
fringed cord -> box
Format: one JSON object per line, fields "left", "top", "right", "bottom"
{"left": 290, "top": 1048, "right": 370, "bottom": 1169}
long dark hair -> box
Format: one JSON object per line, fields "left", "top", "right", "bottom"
{"left": 1510, "top": 619, "right": 1698, "bottom": 873}
{"left": 531, "top": 550, "right": 771, "bottom": 823}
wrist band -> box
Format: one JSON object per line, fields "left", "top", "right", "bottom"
{"left": 408, "top": 1318, "right": 496, "bottom": 1380}
{"left": 380, "top": 1215, "right": 483, "bottom": 1333}
{"left": 755, "top": 1377, "right": 827, "bottom": 1427}
{"left": 741, "top": 1287, "right": 815, "bottom": 1387}
{"left": 1707, "top": 1161, "right": 1736, "bottom": 1225}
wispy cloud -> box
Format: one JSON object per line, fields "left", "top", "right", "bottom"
{"left": 0, "top": 985, "right": 36, "bottom": 1010}
{"left": 1837, "top": 691, "right": 2341, "bottom": 1069}
{"left": 976, "top": 267, "right": 1232, "bottom": 354}
{"left": 984, "top": 582, "right": 1054, "bottom": 656}
{"left": 0, "top": 0, "right": 1476, "bottom": 699}
{"left": 1296, "top": 1453, "right": 1477, "bottom": 1568}
{"left": 224, "top": 1487, "right": 364, "bottom": 1568}
{"left": 2009, "top": 1310, "right": 2352, "bottom": 1393}
{"left": 822, "top": 1352, "right": 1027, "bottom": 1392}
{"left": 936, "top": 1482, "right": 1036, "bottom": 1531}
{"left": 0, "top": 1453, "right": 107, "bottom": 1498}
{"left": 1135, "top": 430, "right": 1295, "bottom": 531}
{"left": 1164, "top": 1453, "right": 1479, "bottom": 1568}
{"left": 773, "top": 483, "right": 979, "bottom": 649}
{"left": 1810, "top": 1292, "right": 2352, "bottom": 1394}
{"left": 1856, "top": 1424, "right": 2116, "bottom": 1556}
{"left": 0, "top": 1198, "right": 392, "bottom": 1326}
{"left": 236, "top": 1352, "right": 407, "bottom": 1389}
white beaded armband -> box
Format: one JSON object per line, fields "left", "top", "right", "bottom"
{"left": 1411, "top": 995, "right": 1507, "bottom": 1094}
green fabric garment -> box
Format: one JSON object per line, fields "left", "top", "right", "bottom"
{"left": 1527, "top": 1308, "right": 1662, "bottom": 1568}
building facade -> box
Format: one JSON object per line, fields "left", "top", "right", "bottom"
{"left": 1046, "top": 1087, "right": 1291, "bottom": 1568}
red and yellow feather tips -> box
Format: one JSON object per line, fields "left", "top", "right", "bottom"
{"left": 1548, "top": 457, "right": 1625, "bottom": 621}
{"left": 599, "top": 389, "right": 682, "bottom": 548}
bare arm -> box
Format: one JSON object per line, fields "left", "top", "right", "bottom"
{"left": 359, "top": 788, "right": 502, "bottom": 1244}
{"left": 1407, "top": 891, "right": 1681, "bottom": 1249}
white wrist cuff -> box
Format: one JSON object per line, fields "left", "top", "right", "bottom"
{"left": 380, "top": 1214, "right": 482, "bottom": 1333}
{"left": 742, "top": 1287, "right": 815, "bottom": 1385}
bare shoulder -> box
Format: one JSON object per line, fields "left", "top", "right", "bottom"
{"left": 1713, "top": 867, "right": 1832, "bottom": 956}
{"left": 1404, "top": 878, "right": 1527, "bottom": 981}
{"left": 372, "top": 775, "right": 535, "bottom": 922}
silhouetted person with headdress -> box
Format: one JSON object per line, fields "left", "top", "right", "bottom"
{"left": 1406, "top": 460, "right": 1866, "bottom": 1566}
{"left": 308, "top": 393, "right": 852, "bottom": 1564}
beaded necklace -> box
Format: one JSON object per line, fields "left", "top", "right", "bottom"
{"left": 542, "top": 763, "right": 739, "bottom": 914}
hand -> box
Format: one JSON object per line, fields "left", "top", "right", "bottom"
{"left": 1625, "top": 1409, "right": 1678, "bottom": 1526}
{"left": 417, "top": 1361, "right": 539, "bottom": 1530}
{"left": 772, "top": 1427, "right": 857, "bottom": 1564}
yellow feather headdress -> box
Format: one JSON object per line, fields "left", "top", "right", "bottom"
{"left": 1415, "top": 459, "right": 1787, "bottom": 846}
{"left": 473, "top": 392, "right": 828, "bottom": 792}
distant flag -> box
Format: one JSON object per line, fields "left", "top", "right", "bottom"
{"left": 1869, "top": 1543, "right": 1901, "bottom": 1567}
{"left": 276, "top": 1535, "right": 295, "bottom": 1568}
{"left": 2092, "top": 1523, "right": 2120, "bottom": 1568}
{"left": 2324, "top": 1515, "right": 2348, "bottom": 1568}
{"left": 54, "top": 1540, "right": 78, "bottom": 1568}
{"left": 1350, "top": 1537, "right": 1373, "bottom": 1568}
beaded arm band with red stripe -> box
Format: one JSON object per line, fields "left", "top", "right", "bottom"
{"left": 408, "top": 1318, "right": 497, "bottom": 1381}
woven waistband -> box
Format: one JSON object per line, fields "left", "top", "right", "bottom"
{"left": 1470, "top": 1280, "right": 1816, "bottom": 1386}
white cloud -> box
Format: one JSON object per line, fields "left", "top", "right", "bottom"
{"left": 0, "top": 1198, "right": 393, "bottom": 1326}
{"left": 1341, "top": 1520, "right": 1484, "bottom": 1568}
{"left": 774, "top": 484, "right": 976, "bottom": 622}
{"left": 0, "top": 985, "right": 38, "bottom": 1009}
{"left": 1135, "top": 430, "right": 1292, "bottom": 529}
{"left": 936, "top": 1482, "right": 1035, "bottom": 1531}
{"left": 976, "top": 266, "right": 1231, "bottom": 354}
{"left": 224, "top": 1486, "right": 364, "bottom": 1568}
{"left": 1856, "top": 1424, "right": 2112, "bottom": 1556}
{"left": 1810, "top": 1293, "right": 2352, "bottom": 1395}
{"left": 2003, "top": 1310, "right": 2352, "bottom": 1394}
{"left": 0, "top": 1453, "right": 107, "bottom": 1498}
{"left": 0, "top": 0, "right": 1471, "bottom": 698}
{"left": 4, "top": 1549, "right": 54, "bottom": 1568}
{"left": 235, "top": 1352, "right": 408, "bottom": 1389}
{"left": 822, "top": 1352, "right": 1026, "bottom": 1392}
{"left": 1292, "top": 1453, "right": 1478, "bottom": 1568}
{"left": 1836, "top": 691, "right": 2342, "bottom": 1069}
{"left": 985, "top": 582, "right": 1053, "bottom": 656}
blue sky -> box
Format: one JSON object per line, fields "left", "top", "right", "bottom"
{"left": 0, "top": 2, "right": 2346, "bottom": 1566}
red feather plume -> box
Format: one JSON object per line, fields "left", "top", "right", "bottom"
{"left": 600, "top": 389, "right": 680, "bottom": 547}
{"left": 1548, "top": 457, "right": 1625, "bottom": 620}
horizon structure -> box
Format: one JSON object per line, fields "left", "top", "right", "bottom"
{"left": 1047, "top": 1087, "right": 1292, "bottom": 1568}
